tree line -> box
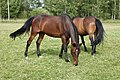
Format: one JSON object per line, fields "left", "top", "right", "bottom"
{"left": 0, "top": 0, "right": 120, "bottom": 20}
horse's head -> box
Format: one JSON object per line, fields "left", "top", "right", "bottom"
{"left": 63, "top": 14, "right": 80, "bottom": 65}
{"left": 71, "top": 42, "right": 80, "bottom": 66}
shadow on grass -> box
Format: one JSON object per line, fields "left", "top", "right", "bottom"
{"left": 28, "top": 48, "right": 60, "bottom": 56}
{"left": 80, "top": 45, "right": 100, "bottom": 55}
{"left": 27, "top": 46, "right": 75, "bottom": 63}
{"left": 80, "top": 45, "right": 91, "bottom": 54}
{"left": 26, "top": 44, "right": 100, "bottom": 64}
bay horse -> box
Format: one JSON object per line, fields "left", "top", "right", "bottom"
{"left": 10, "top": 14, "right": 80, "bottom": 66}
{"left": 73, "top": 16, "right": 105, "bottom": 55}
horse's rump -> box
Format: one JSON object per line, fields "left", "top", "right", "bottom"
{"left": 73, "top": 17, "right": 87, "bottom": 36}
{"left": 83, "top": 16, "right": 96, "bottom": 35}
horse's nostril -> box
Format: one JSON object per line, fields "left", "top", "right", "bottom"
{"left": 74, "top": 63, "right": 78, "bottom": 66}
{"left": 74, "top": 61, "right": 78, "bottom": 66}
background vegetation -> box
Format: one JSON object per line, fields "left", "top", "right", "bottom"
{"left": 0, "top": 21, "right": 120, "bottom": 80}
{"left": 0, "top": 0, "right": 120, "bottom": 80}
{"left": 1, "top": 0, "right": 120, "bottom": 20}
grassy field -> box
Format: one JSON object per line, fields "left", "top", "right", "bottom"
{"left": 0, "top": 21, "right": 120, "bottom": 80}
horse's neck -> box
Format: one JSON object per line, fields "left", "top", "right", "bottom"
{"left": 64, "top": 15, "right": 79, "bottom": 45}
{"left": 69, "top": 25, "right": 78, "bottom": 45}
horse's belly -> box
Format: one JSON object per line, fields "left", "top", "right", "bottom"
{"left": 78, "top": 29, "right": 87, "bottom": 36}
{"left": 46, "top": 33, "right": 61, "bottom": 37}
{"left": 43, "top": 29, "right": 61, "bottom": 37}
{"left": 79, "top": 32, "right": 87, "bottom": 36}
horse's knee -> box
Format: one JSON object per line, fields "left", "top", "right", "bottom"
{"left": 36, "top": 41, "right": 40, "bottom": 46}
{"left": 63, "top": 45, "right": 67, "bottom": 52}
{"left": 27, "top": 40, "right": 31, "bottom": 46}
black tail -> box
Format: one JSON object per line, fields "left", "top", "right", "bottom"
{"left": 9, "top": 17, "right": 34, "bottom": 40}
{"left": 94, "top": 18, "right": 105, "bottom": 45}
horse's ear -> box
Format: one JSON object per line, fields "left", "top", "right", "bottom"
{"left": 72, "top": 42, "right": 76, "bottom": 47}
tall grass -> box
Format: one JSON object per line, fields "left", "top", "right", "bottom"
{"left": 0, "top": 22, "right": 120, "bottom": 80}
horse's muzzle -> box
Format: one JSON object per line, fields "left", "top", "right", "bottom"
{"left": 73, "top": 61, "right": 78, "bottom": 66}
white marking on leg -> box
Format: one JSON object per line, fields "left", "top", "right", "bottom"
{"left": 24, "top": 56, "right": 28, "bottom": 60}
{"left": 38, "top": 56, "right": 43, "bottom": 60}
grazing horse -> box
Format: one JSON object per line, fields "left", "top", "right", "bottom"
{"left": 73, "top": 16, "right": 105, "bottom": 55}
{"left": 10, "top": 14, "right": 80, "bottom": 65}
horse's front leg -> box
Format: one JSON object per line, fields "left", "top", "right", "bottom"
{"left": 59, "top": 39, "right": 69, "bottom": 59}
{"left": 59, "top": 44, "right": 69, "bottom": 62}
{"left": 63, "top": 44, "right": 69, "bottom": 62}
{"left": 61, "top": 36, "right": 70, "bottom": 62}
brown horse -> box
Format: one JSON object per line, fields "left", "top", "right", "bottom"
{"left": 10, "top": 14, "right": 80, "bottom": 65}
{"left": 73, "top": 16, "right": 105, "bottom": 55}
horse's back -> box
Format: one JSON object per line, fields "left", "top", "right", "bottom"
{"left": 32, "top": 15, "right": 69, "bottom": 37}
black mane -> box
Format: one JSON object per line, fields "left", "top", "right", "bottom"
{"left": 63, "top": 14, "right": 79, "bottom": 45}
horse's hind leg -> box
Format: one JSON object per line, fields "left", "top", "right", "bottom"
{"left": 89, "top": 34, "right": 96, "bottom": 55}
{"left": 93, "top": 44, "right": 96, "bottom": 53}
{"left": 81, "top": 36, "right": 87, "bottom": 51}
{"left": 36, "top": 33, "right": 45, "bottom": 58}
{"left": 24, "top": 32, "right": 37, "bottom": 59}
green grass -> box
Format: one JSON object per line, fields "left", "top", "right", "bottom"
{"left": 0, "top": 22, "right": 120, "bottom": 80}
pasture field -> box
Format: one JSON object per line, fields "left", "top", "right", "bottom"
{"left": 0, "top": 21, "right": 120, "bottom": 80}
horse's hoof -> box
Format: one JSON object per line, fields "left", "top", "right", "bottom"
{"left": 58, "top": 57, "right": 63, "bottom": 63}
{"left": 59, "top": 55, "right": 62, "bottom": 59}
{"left": 24, "top": 56, "right": 28, "bottom": 60}
{"left": 39, "top": 56, "right": 43, "bottom": 58}
{"left": 38, "top": 56, "right": 43, "bottom": 60}
{"left": 59, "top": 57, "right": 62, "bottom": 60}
{"left": 65, "top": 59, "right": 70, "bottom": 62}
{"left": 92, "top": 53, "right": 96, "bottom": 56}
{"left": 79, "top": 43, "right": 82, "bottom": 46}
{"left": 59, "top": 56, "right": 62, "bottom": 59}
{"left": 94, "top": 51, "right": 96, "bottom": 53}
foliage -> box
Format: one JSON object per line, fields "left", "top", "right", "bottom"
{"left": 18, "top": 0, "right": 31, "bottom": 18}
{"left": 44, "top": 0, "right": 65, "bottom": 15}
{"left": 44, "top": 0, "right": 80, "bottom": 17}
{"left": 1, "top": 0, "right": 30, "bottom": 19}
{"left": 1, "top": 0, "right": 120, "bottom": 19}
{"left": 44, "top": 0, "right": 120, "bottom": 19}
{"left": 30, "top": 7, "right": 51, "bottom": 16}
{"left": 1, "top": 0, "right": 8, "bottom": 18}
{"left": 0, "top": 22, "right": 120, "bottom": 79}
{"left": 29, "top": 0, "right": 42, "bottom": 8}
{"left": 10, "top": 0, "right": 21, "bottom": 18}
